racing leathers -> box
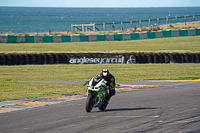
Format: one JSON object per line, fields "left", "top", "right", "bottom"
{"left": 99, "top": 72, "right": 116, "bottom": 104}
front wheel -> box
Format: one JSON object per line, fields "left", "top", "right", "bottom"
{"left": 85, "top": 94, "right": 94, "bottom": 112}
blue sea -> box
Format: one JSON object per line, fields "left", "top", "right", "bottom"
{"left": 0, "top": 7, "right": 200, "bottom": 33}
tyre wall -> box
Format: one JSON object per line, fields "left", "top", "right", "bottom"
{"left": 0, "top": 53, "right": 200, "bottom": 65}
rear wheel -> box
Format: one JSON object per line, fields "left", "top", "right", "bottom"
{"left": 85, "top": 94, "right": 94, "bottom": 112}
{"left": 98, "top": 104, "right": 107, "bottom": 111}
{"left": 98, "top": 101, "right": 108, "bottom": 111}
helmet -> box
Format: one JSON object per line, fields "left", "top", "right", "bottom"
{"left": 101, "top": 69, "right": 109, "bottom": 77}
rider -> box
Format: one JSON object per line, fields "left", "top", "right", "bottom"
{"left": 99, "top": 69, "right": 116, "bottom": 106}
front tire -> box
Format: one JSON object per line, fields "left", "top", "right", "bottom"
{"left": 85, "top": 94, "right": 94, "bottom": 112}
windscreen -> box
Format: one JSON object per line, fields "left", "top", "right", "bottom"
{"left": 91, "top": 75, "right": 102, "bottom": 86}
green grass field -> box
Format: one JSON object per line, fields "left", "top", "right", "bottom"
{"left": 0, "top": 64, "right": 200, "bottom": 102}
{"left": 1, "top": 64, "right": 200, "bottom": 81}
{"left": 0, "top": 36, "right": 200, "bottom": 53}
{"left": 0, "top": 36, "right": 200, "bottom": 102}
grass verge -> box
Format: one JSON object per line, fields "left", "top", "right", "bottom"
{"left": 0, "top": 82, "right": 85, "bottom": 102}
{"left": 0, "top": 36, "right": 200, "bottom": 54}
{"left": 0, "top": 64, "right": 200, "bottom": 81}
{"left": 0, "top": 63, "right": 200, "bottom": 102}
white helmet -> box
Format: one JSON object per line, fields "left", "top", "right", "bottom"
{"left": 102, "top": 69, "right": 109, "bottom": 77}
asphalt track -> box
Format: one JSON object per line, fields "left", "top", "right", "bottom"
{"left": 0, "top": 80, "right": 200, "bottom": 133}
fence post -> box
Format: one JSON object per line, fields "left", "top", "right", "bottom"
{"left": 71, "top": 24, "right": 73, "bottom": 31}
{"left": 184, "top": 16, "right": 186, "bottom": 25}
{"left": 166, "top": 17, "right": 168, "bottom": 27}
{"left": 130, "top": 21, "right": 132, "bottom": 29}
{"left": 157, "top": 18, "right": 159, "bottom": 26}
{"left": 93, "top": 24, "right": 95, "bottom": 32}
{"left": 193, "top": 15, "right": 195, "bottom": 23}
{"left": 103, "top": 23, "right": 105, "bottom": 31}
{"left": 139, "top": 20, "right": 141, "bottom": 29}
{"left": 112, "top": 22, "right": 115, "bottom": 31}
{"left": 149, "top": 19, "right": 151, "bottom": 27}
{"left": 75, "top": 26, "right": 77, "bottom": 31}
{"left": 121, "top": 22, "right": 123, "bottom": 31}
{"left": 175, "top": 16, "right": 177, "bottom": 25}
{"left": 82, "top": 24, "right": 84, "bottom": 32}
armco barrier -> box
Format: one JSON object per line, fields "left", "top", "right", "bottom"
{"left": 25, "top": 35, "right": 34, "bottom": 43}
{"left": 171, "top": 29, "right": 179, "bottom": 37}
{"left": 130, "top": 32, "right": 140, "bottom": 40}
{"left": 122, "top": 33, "right": 131, "bottom": 40}
{"left": 114, "top": 34, "right": 123, "bottom": 41}
{"left": 17, "top": 35, "right": 25, "bottom": 43}
{"left": 34, "top": 35, "right": 43, "bottom": 43}
{"left": 163, "top": 30, "right": 171, "bottom": 37}
{"left": 147, "top": 31, "right": 156, "bottom": 39}
{"left": 106, "top": 34, "right": 114, "bottom": 41}
{"left": 71, "top": 34, "right": 80, "bottom": 42}
{"left": 196, "top": 28, "right": 200, "bottom": 35}
{"left": 139, "top": 32, "right": 148, "bottom": 39}
{"left": 188, "top": 29, "right": 196, "bottom": 36}
{"left": 53, "top": 35, "right": 62, "bottom": 43}
{"left": 8, "top": 35, "right": 17, "bottom": 43}
{"left": 43, "top": 35, "right": 53, "bottom": 43}
{"left": 0, "top": 53, "right": 200, "bottom": 65}
{"left": 61, "top": 35, "right": 71, "bottom": 42}
{"left": 0, "top": 35, "right": 8, "bottom": 43}
{"left": 179, "top": 29, "right": 188, "bottom": 36}
{"left": 1, "top": 28, "right": 199, "bottom": 43}
{"left": 155, "top": 31, "right": 163, "bottom": 38}
{"left": 80, "top": 35, "right": 89, "bottom": 42}
{"left": 97, "top": 34, "right": 106, "bottom": 41}
{"left": 89, "top": 34, "right": 97, "bottom": 42}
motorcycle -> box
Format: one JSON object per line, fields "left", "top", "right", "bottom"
{"left": 84, "top": 75, "right": 108, "bottom": 112}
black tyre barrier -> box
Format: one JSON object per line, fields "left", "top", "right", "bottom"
{"left": 24, "top": 54, "right": 30, "bottom": 65}
{"left": 147, "top": 54, "right": 153, "bottom": 63}
{"left": 195, "top": 54, "right": 200, "bottom": 63}
{"left": 179, "top": 53, "right": 185, "bottom": 63}
{"left": 30, "top": 54, "right": 36, "bottom": 65}
{"left": 6, "top": 54, "right": 12, "bottom": 65}
{"left": 153, "top": 54, "right": 159, "bottom": 63}
{"left": 0, "top": 54, "right": 6, "bottom": 65}
{"left": 135, "top": 53, "right": 142, "bottom": 63}
{"left": 184, "top": 53, "right": 190, "bottom": 63}
{"left": 168, "top": 53, "right": 176, "bottom": 63}
{"left": 190, "top": 53, "right": 196, "bottom": 63}
{"left": 18, "top": 54, "right": 24, "bottom": 65}
{"left": 159, "top": 54, "right": 165, "bottom": 63}
{"left": 162, "top": 53, "right": 168, "bottom": 63}
{"left": 47, "top": 54, "right": 54, "bottom": 64}
{"left": 40, "top": 53, "right": 47, "bottom": 64}
{"left": 57, "top": 53, "right": 66, "bottom": 64}
{"left": 0, "top": 53, "right": 200, "bottom": 65}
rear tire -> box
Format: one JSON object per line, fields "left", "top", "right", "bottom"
{"left": 98, "top": 104, "right": 107, "bottom": 111}
{"left": 98, "top": 100, "right": 108, "bottom": 111}
{"left": 85, "top": 94, "right": 94, "bottom": 112}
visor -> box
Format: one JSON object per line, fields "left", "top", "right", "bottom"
{"left": 103, "top": 72, "right": 107, "bottom": 76}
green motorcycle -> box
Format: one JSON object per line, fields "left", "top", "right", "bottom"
{"left": 85, "top": 75, "right": 108, "bottom": 112}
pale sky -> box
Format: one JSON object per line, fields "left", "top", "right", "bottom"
{"left": 0, "top": 0, "right": 200, "bottom": 7}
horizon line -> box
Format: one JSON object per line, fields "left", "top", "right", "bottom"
{"left": 1, "top": 6, "right": 200, "bottom": 8}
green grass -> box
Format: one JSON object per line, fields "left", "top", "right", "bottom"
{"left": 0, "top": 63, "right": 200, "bottom": 102}
{"left": 0, "top": 82, "right": 85, "bottom": 102}
{"left": 1, "top": 64, "right": 200, "bottom": 81}
{"left": 0, "top": 36, "right": 200, "bottom": 53}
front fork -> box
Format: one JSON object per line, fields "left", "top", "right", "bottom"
{"left": 87, "top": 90, "right": 98, "bottom": 104}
